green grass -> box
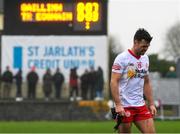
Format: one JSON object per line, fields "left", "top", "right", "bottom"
{"left": 0, "top": 120, "right": 180, "bottom": 133}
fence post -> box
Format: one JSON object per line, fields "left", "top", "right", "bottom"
{"left": 176, "top": 58, "right": 180, "bottom": 117}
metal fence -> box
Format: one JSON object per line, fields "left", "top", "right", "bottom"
{"left": 150, "top": 73, "right": 180, "bottom": 119}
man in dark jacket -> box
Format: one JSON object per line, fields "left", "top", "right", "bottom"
{"left": 26, "top": 66, "right": 39, "bottom": 99}
{"left": 80, "top": 69, "right": 89, "bottom": 100}
{"left": 14, "top": 68, "right": 23, "bottom": 99}
{"left": 88, "top": 66, "right": 96, "bottom": 100}
{"left": 95, "top": 66, "right": 104, "bottom": 100}
{"left": 53, "top": 68, "right": 64, "bottom": 99}
{"left": 2, "top": 66, "right": 13, "bottom": 99}
{"left": 43, "top": 68, "right": 53, "bottom": 101}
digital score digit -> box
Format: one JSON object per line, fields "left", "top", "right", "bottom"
{"left": 76, "top": 2, "right": 99, "bottom": 30}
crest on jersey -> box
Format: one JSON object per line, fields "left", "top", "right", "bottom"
{"left": 137, "top": 62, "right": 142, "bottom": 69}
{"left": 125, "top": 111, "right": 131, "bottom": 117}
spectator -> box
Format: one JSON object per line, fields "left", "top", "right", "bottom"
{"left": 88, "top": 66, "right": 96, "bottom": 100}
{"left": 95, "top": 66, "right": 104, "bottom": 100}
{"left": 14, "top": 68, "right": 23, "bottom": 101}
{"left": 53, "top": 68, "right": 64, "bottom": 99}
{"left": 43, "top": 68, "right": 53, "bottom": 101}
{"left": 69, "top": 68, "right": 79, "bottom": 101}
{"left": 26, "top": 66, "right": 39, "bottom": 99}
{"left": 2, "top": 66, "right": 13, "bottom": 99}
{"left": 80, "top": 69, "right": 89, "bottom": 100}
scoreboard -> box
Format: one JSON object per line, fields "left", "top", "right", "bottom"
{"left": 3, "top": 0, "right": 108, "bottom": 35}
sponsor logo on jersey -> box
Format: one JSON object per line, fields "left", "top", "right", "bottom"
{"left": 127, "top": 69, "right": 136, "bottom": 78}
{"left": 127, "top": 62, "right": 148, "bottom": 79}
{"left": 128, "top": 63, "right": 134, "bottom": 66}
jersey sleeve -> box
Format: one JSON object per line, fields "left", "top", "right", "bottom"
{"left": 112, "top": 54, "right": 125, "bottom": 74}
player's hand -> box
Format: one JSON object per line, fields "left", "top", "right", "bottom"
{"left": 115, "top": 105, "right": 126, "bottom": 116}
{"left": 149, "top": 104, "right": 157, "bottom": 116}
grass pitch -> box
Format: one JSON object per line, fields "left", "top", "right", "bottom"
{"left": 0, "top": 120, "right": 180, "bottom": 133}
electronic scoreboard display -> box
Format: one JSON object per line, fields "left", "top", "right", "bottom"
{"left": 3, "top": 0, "right": 107, "bottom": 35}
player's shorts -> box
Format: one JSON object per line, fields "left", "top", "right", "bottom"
{"left": 121, "top": 105, "right": 153, "bottom": 123}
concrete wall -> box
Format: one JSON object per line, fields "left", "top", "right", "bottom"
{"left": 0, "top": 100, "right": 100, "bottom": 121}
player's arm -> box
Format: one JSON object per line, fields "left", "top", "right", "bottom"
{"left": 110, "top": 72, "right": 125, "bottom": 116}
{"left": 144, "top": 75, "right": 157, "bottom": 115}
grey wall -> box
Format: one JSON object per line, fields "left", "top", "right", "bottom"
{"left": 0, "top": 100, "right": 101, "bottom": 121}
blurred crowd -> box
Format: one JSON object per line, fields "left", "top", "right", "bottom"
{"left": 0, "top": 66, "right": 104, "bottom": 101}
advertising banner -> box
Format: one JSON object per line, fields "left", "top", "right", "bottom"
{"left": 1, "top": 36, "right": 108, "bottom": 81}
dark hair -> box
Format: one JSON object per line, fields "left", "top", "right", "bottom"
{"left": 134, "top": 28, "right": 153, "bottom": 43}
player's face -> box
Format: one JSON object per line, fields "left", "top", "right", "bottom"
{"left": 135, "top": 39, "right": 150, "bottom": 55}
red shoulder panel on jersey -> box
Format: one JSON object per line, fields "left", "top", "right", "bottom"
{"left": 112, "top": 64, "right": 121, "bottom": 70}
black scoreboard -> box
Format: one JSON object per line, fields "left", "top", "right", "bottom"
{"left": 3, "top": 0, "right": 108, "bottom": 35}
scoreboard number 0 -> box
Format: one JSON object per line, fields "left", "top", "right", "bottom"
{"left": 76, "top": 2, "right": 99, "bottom": 30}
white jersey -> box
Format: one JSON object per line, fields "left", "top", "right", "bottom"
{"left": 112, "top": 49, "right": 149, "bottom": 107}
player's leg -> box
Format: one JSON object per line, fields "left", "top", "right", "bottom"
{"left": 117, "top": 107, "right": 134, "bottom": 133}
{"left": 118, "top": 122, "right": 132, "bottom": 133}
{"left": 134, "top": 118, "right": 156, "bottom": 133}
{"left": 133, "top": 105, "right": 156, "bottom": 133}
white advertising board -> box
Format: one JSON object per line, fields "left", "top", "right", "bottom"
{"left": 1, "top": 36, "right": 108, "bottom": 82}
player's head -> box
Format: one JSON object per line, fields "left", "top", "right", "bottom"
{"left": 133, "top": 28, "right": 153, "bottom": 55}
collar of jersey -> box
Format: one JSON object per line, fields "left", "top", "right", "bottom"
{"left": 128, "top": 49, "right": 141, "bottom": 60}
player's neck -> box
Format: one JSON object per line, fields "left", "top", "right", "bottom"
{"left": 128, "top": 48, "right": 141, "bottom": 59}
{"left": 130, "top": 48, "right": 139, "bottom": 56}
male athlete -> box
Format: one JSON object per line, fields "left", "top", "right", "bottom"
{"left": 110, "top": 28, "right": 157, "bottom": 133}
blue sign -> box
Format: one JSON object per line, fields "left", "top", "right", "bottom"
{"left": 13, "top": 46, "right": 23, "bottom": 69}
